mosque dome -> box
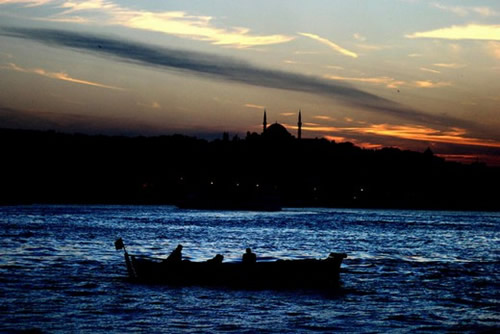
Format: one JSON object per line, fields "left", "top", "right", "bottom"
{"left": 264, "top": 122, "right": 293, "bottom": 140}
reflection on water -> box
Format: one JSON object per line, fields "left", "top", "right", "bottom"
{"left": 0, "top": 205, "right": 499, "bottom": 333}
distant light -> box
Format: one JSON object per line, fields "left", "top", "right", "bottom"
{"left": 236, "top": 183, "right": 240, "bottom": 187}
{"left": 210, "top": 181, "right": 214, "bottom": 185}
{"left": 360, "top": 188, "right": 364, "bottom": 192}
{"left": 256, "top": 184, "right": 260, "bottom": 188}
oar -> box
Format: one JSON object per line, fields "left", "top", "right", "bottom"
{"left": 115, "top": 238, "right": 137, "bottom": 279}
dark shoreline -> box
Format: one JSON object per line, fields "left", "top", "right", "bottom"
{"left": 2, "top": 128, "right": 499, "bottom": 212}
{"left": 1, "top": 201, "right": 498, "bottom": 212}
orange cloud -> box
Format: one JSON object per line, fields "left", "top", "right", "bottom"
{"left": 244, "top": 103, "right": 266, "bottom": 110}
{"left": 414, "top": 80, "right": 452, "bottom": 88}
{"left": 356, "top": 124, "right": 500, "bottom": 148}
{"left": 324, "top": 135, "right": 346, "bottom": 142}
{"left": 437, "top": 154, "right": 500, "bottom": 166}
{"left": 313, "top": 115, "right": 336, "bottom": 121}
{"left": 299, "top": 32, "right": 358, "bottom": 58}
{"left": 1, "top": 62, "right": 123, "bottom": 90}
{"left": 300, "top": 122, "right": 500, "bottom": 149}
{"left": 357, "top": 142, "right": 383, "bottom": 149}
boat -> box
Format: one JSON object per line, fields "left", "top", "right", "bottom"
{"left": 115, "top": 238, "right": 347, "bottom": 289}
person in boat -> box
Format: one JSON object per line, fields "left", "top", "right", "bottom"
{"left": 164, "top": 244, "right": 183, "bottom": 263}
{"left": 206, "top": 254, "right": 224, "bottom": 264}
{"left": 242, "top": 248, "right": 256, "bottom": 264}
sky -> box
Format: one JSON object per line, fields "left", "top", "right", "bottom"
{"left": 1, "top": 0, "right": 499, "bottom": 165}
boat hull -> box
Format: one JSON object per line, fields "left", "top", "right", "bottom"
{"left": 125, "top": 253, "right": 347, "bottom": 289}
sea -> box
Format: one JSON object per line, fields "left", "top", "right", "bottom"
{"left": 0, "top": 205, "right": 498, "bottom": 333}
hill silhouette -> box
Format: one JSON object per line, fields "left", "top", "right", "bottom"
{"left": 1, "top": 128, "right": 499, "bottom": 211}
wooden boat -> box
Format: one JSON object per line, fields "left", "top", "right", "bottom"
{"left": 115, "top": 239, "right": 347, "bottom": 289}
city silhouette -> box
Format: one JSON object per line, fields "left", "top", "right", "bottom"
{"left": 1, "top": 110, "right": 499, "bottom": 211}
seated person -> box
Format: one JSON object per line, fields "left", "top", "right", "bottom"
{"left": 242, "top": 248, "right": 256, "bottom": 264}
{"left": 164, "top": 244, "right": 183, "bottom": 263}
{"left": 206, "top": 254, "right": 224, "bottom": 264}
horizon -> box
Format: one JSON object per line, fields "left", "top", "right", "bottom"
{"left": 3, "top": 125, "right": 498, "bottom": 168}
{"left": 1, "top": 1, "right": 500, "bottom": 166}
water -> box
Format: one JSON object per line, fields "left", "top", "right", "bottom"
{"left": 1, "top": 205, "right": 498, "bottom": 333}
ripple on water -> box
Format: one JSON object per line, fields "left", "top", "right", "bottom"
{"left": 0, "top": 205, "right": 499, "bottom": 333}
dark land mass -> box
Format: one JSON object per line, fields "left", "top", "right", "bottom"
{"left": 1, "top": 128, "right": 499, "bottom": 211}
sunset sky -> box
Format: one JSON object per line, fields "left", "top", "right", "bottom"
{"left": 1, "top": 0, "right": 499, "bottom": 165}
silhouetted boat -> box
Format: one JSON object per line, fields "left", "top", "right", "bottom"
{"left": 115, "top": 239, "right": 347, "bottom": 289}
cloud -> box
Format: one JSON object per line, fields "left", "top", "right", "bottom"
{"left": 0, "top": 51, "right": 13, "bottom": 58}
{"left": 59, "top": 0, "right": 116, "bottom": 14}
{"left": 436, "top": 154, "right": 500, "bottom": 166}
{"left": 299, "top": 32, "right": 358, "bottom": 58}
{"left": 326, "top": 65, "right": 344, "bottom": 70}
{"left": 355, "top": 44, "right": 390, "bottom": 51}
{"left": 0, "top": 62, "right": 123, "bottom": 90}
{"left": 293, "top": 51, "right": 320, "bottom": 55}
{"left": 414, "top": 80, "right": 451, "bottom": 88}
{"left": 0, "top": 0, "right": 54, "bottom": 6}
{"left": 304, "top": 122, "right": 500, "bottom": 149}
{"left": 323, "top": 135, "right": 346, "bottom": 142}
{"left": 1, "top": 27, "right": 482, "bottom": 129}
{"left": 353, "top": 33, "right": 366, "bottom": 42}
{"left": 433, "top": 63, "right": 466, "bottom": 69}
{"left": 487, "top": 41, "right": 500, "bottom": 59}
{"left": 324, "top": 74, "right": 405, "bottom": 89}
{"left": 472, "top": 7, "right": 499, "bottom": 17}
{"left": 406, "top": 24, "right": 500, "bottom": 41}
{"left": 420, "top": 67, "right": 441, "bottom": 74}
{"left": 313, "top": 115, "right": 336, "bottom": 121}
{"left": 431, "top": 3, "right": 468, "bottom": 16}
{"left": 0, "top": 105, "right": 165, "bottom": 135}
{"left": 357, "top": 124, "right": 500, "bottom": 148}
{"left": 43, "top": 1, "right": 293, "bottom": 48}
{"left": 0, "top": 0, "right": 294, "bottom": 48}
{"left": 125, "top": 12, "right": 294, "bottom": 48}
{"left": 39, "top": 16, "right": 90, "bottom": 23}
{"left": 244, "top": 103, "right": 265, "bottom": 110}
{"left": 137, "top": 101, "right": 161, "bottom": 109}
{"left": 431, "top": 3, "right": 499, "bottom": 17}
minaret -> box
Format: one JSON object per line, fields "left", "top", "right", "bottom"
{"left": 263, "top": 109, "right": 267, "bottom": 133}
{"left": 297, "top": 109, "right": 302, "bottom": 140}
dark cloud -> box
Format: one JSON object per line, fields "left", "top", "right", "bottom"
{"left": 0, "top": 105, "right": 231, "bottom": 138}
{"left": 0, "top": 27, "right": 484, "bottom": 130}
{"left": 0, "top": 105, "right": 154, "bottom": 136}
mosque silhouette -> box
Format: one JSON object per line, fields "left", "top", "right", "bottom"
{"left": 261, "top": 110, "right": 302, "bottom": 140}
